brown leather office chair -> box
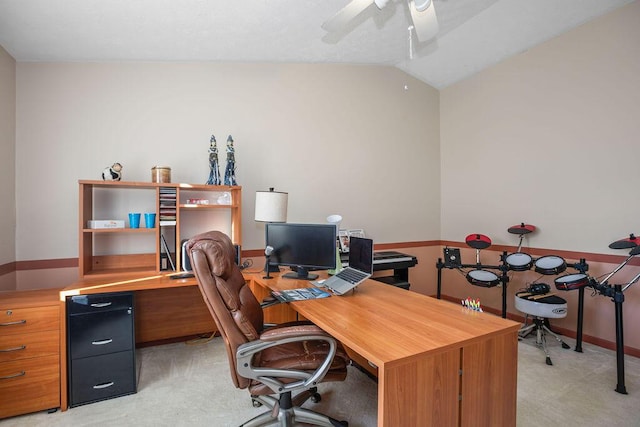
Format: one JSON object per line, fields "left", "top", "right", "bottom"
{"left": 186, "top": 231, "right": 350, "bottom": 427}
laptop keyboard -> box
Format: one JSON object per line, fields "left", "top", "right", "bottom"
{"left": 336, "top": 268, "right": 369, "bottom": 284}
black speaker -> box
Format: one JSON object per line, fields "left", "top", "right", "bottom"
{"left": 443, "top": 247, "right": 462, "bottom": 267}
{"left": 234, "top": 244, "right": 241, "bottom": 266}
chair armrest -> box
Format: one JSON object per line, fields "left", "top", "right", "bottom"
{"left": 260, "top": 323, "right": 328, "bottom": 341}
{"left": 236, "top": 325, "right": 337, "bottom": 395}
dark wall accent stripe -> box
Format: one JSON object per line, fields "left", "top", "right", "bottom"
{"left": 242, "top": 241, "right": 440, "bottom": 258}
{"left": 15, "top": 258, "right": 78, "bottom": 270}
{"left": 1, "top": 239, "right": 635, "bottom": 275}
{"left": 0, "top": 262, "right": 16, "bottom": 275}
{"left": 438, "top": 240, "right": 640, "bottom": 266}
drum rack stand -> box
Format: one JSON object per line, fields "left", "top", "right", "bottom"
{"left": 436, "top": 251, "right": 510, "bottom": 319}
{"left": 587, "top": 251, "right": 640, "bottom": 395}
{"left": 561, "top": 258, "right": 589, "bottom": 354}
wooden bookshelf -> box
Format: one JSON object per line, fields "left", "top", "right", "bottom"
{"left": 78, "top": 180, "right": 241, "bottom": 279}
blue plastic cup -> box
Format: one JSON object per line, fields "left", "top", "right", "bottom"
{"left": 129, "top": 213, "right": 141, "bottom": 229}
{"left": 144, "top": 212, "right": 156, "bottom": 228}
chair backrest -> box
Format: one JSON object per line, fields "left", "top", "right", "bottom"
{"left": 186, "top": 231, "right": 263, "bottom": 390}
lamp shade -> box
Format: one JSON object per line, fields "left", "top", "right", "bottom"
{"left": 255, "top": 188, "right": 288, "bottom": 222}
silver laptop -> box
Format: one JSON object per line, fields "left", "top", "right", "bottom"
{"left": 319, "top": 236, "right": 373, "bottom": 295}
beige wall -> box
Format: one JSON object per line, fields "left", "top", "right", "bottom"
{"left": 0, "top": 45, "right": 16, "bottom": 284}
{"left": 440, "top": 0, "right": 640, "bottom": 254}
{"left": 440, "top": 2, "right": 640, "bottom": 349}
{"left": 15, "top": 63, "right": 441, "bottom": 262}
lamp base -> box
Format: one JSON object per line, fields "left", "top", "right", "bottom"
{"left": 328, "top": 251, "right": 343, "bottom": 276}
{"left": 264, "top": 264, "right": 280, "bottom": 273}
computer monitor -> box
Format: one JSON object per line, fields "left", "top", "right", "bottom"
{"left": 265, "top": 223, "right": 337, "bottom": 280}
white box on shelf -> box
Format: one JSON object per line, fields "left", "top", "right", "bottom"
{"left": 87, "top": 220, "right": 125, "bottom": 229}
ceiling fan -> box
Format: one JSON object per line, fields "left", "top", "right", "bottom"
{"left": 322, "top": 0, "right": 439, "bottom": 43}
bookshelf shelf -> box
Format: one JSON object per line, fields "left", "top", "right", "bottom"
{"left": 78, "top": 180, "right": 242, "bottom": 279}
{"left": 82, "top": 228, "right": 157, "bottom": 233}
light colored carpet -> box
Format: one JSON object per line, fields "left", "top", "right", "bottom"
{"left": 2, "top": 333, "right": 640, "bottom": 426}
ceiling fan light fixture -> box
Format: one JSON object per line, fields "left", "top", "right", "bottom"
{"left": 413, "top": 0, "right": 432, "bottom": 12}
{"left": 322, "top": 0, "right": 438, "bottom": 44}
{"left": 409, "top": 0, "right": 439, "bottom": 42}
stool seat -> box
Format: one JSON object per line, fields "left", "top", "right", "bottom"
{"left": 515, "top": 290, "right": 571, "bottom": 365}
{"left": 515, "top": 292, "right": 567, "bottom": 319}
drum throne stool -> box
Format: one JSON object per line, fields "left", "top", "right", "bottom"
{"left": 515, "top": 288, "right": 571, "bottom": 365}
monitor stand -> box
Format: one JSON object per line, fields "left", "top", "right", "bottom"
{"left": 282, "top": 267, "right": 318, "bottom": 281}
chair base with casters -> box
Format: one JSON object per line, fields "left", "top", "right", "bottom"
{"left": 243, "top": 388, "right": 347, "bottom": 427}
{"left": 515, "top": 291, "right": 571, "bottom": 366}
{"left": 236, "top": 327, "right": 349, "bottom": 427}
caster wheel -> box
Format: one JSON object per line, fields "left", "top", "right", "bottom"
{"left": 311, "top": 393, "right": 322, "bottom": 403}
{"left": 561, "top": 342, "right": 570, "bottom": 349}
{"left": 545, "top": 357, "right": 553, "bottom": 366}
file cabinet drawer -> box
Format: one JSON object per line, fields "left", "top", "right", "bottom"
{"left": 70, "top": 351, "right": 136, "bottom": 407}
{"left": 68, "top": 293, "right": 133, "bottom": 315}
{"left": 0, "top": 329, "right": 59, "bottom": 363}
{"left": 69, "top": 309, "right": 134, "bottom": 359}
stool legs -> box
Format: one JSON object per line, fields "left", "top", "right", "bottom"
{"left": 519, "top": 316, "right": 570, "bottom": 365}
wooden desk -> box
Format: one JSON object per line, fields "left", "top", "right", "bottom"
{"left": 58, "top": 272, "right": 519, "bottom": 426}
{"left": 250, "top": 273, "right": 520, "bottom": 427}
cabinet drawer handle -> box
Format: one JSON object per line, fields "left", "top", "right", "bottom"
{"left": 90, "top": 302, "right": 112, "bottom": 308}
{"left": 1, "top": 371, "right": 26, "bottom": 380}
{"left": 91, "top": 339, "right": 113, "bottom": 345}
{"left": 0, "top": 320, "right": 27, "bottom": 326}
{"left": 93, "top": 381, "right": 114, "bottom": 389}
{"left": 0, "top": 345, "right": 26, "bottom": 353}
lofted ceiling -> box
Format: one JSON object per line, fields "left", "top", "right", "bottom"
{"left": 0, "top": 0, "right": 634, "bottom": 89}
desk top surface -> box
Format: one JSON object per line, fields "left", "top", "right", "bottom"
{"left": 253, "top": 273, "right": 519, "bottom": 368}
{"left": 0, "top": 287, "right": 62, "bottom": 308}
{"left": 60, "top": 272, "right": 198, "bottom": 297}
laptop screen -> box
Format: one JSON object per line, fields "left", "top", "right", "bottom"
{"left": 348, "top": 237, "right": 374, "bottom": 274}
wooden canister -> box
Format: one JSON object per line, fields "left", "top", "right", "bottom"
{"left": 151, "top": 166, "right": 171, "bottom": 183}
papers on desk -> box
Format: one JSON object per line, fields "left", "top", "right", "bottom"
{"left": 271, "top": 287, "right": 331, "bottom": 302}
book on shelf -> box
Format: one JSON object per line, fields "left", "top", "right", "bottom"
{"left": 159, "top": 220, "right": 177, "bottom": 226}
{"left": 160, "top": 234, "right": 176, "bottom": 271}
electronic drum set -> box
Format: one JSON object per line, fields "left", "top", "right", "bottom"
{"left": 437, "top": 223, "right": 589, "bottom": 323}
{"left": 437, "top": 225, "right": 640, "bottom": 394}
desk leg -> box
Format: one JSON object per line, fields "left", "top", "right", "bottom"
{"left": 378, "top": 351, "right": 459, "bottom": 427}
{"left": 460, "top": 331, "right": 518, "bottom": 426}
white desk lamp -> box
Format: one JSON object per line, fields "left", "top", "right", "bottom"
{"left": 255, "top": 188, "right": 288, "bottom": 277}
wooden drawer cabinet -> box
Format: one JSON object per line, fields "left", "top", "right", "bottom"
{"left": 0, "top": 289, "right": 61, "bottom": 419}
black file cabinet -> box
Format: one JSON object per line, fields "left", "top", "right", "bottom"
{"left": 66, "top": 292, "right": 136, "bottom": 407}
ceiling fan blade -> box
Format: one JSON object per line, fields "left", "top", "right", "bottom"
{"left": 409, "top": 0, "right": 439, "bottom": 42}
{"left": 322, "top": 0, "right": 376, "bottom": 33}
